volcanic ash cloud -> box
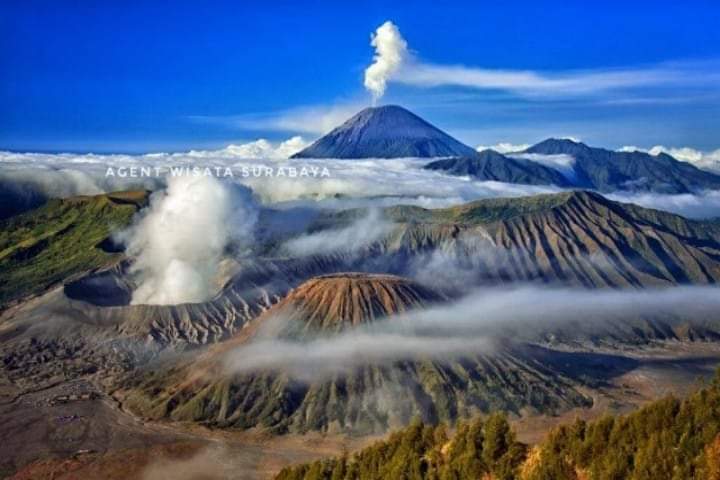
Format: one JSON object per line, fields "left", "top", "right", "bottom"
{"left": 123, "top": 175, "right": 257, "bottom": 305}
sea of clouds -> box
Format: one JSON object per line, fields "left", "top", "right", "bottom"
{"left": 4, "top": 140, "right": 720, "bottom": 305}
{"left": 3, "top": 142, "right": 720, "bottom": 218}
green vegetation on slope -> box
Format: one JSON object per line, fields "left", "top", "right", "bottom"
{"left": 276, "top": 413, "right": 525, "bottom": 480}
{"left": 438, "top": 191, "right": 574, "bottom": 224}
{"left": 321, "top": 191, "right": 577, "bottom": 227}
{"left": 0, "top": 190, "right": 148, "bottom": 306}
{"left": 523, "top": 376, "right": 720, "bottom": 480}
{"left": 276, "top": 371, "right": 720, "bottom": 480}
{"left": 391, "top": 189, "right": 720, "bottom": 229}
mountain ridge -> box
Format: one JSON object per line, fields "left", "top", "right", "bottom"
{"left": 290, "top": 104, "right": 720, "bottom": 194}
{"left": 307, "top": 190, "right": 720, "bottom": 290}
{"left": 524, "top": 138, "right": 720, "bottom": 193}
{"left": 424, "top": 149, "right": 572, "bottom": 187}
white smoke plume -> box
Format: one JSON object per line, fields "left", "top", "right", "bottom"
{"left": 122, "top": 175, "right": 257, "bottom": 305}
{"left": 364, "top": 21, "right": 408, "bottom": 102}
{"left": 361, "top": 23, "right": 718, "bottom": 99}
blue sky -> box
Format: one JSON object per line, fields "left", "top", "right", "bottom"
{"left": 2, "top": 1, "right": 719, "bottom": 153}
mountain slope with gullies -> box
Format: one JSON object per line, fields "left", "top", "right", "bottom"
{"left": 312, "top": 191, "right": 720, "bottom": 290}
{"left": 264, "top": 273, "right": 445, "bottom": 334}
{"left": 423, "top": 137, "right": 720, "bottom": 193}
{"left": 120, "top": 273, "right": 591, "bottom": 434}
{"left": 424, "top": 149, "right": 573, "bottom": 187}
{"left": 524, "top": 138, "right": 720, "bottom": 193}
{"left": 290, "top": 105, "right": 479, "bottom": 159}
{"left": 7, "top": 189, "right": 720, "bottom": 381}
{"left": 7, "top": 188, "right": 719, "bottom": 356}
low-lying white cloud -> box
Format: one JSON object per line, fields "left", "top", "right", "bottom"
{"left": 121, "top": 175, "right": 257, "bottom": 305}
{"left": 3, "top": 147, "right": 720, "bottom": 220}
{"left": 608, "top": 190, "right": 720, "bottom": 219}
{"left": 476, "top": 142, "right": 530, "bottom": 154}
{"left": 619, "top": 145, "right": 720, "bottom": 173}
{"left": 238, "top": 157, "right": 562, "bottom": 207}
{"left": 223, "top": 285, "right": 720, "bottom": 381}
{"left": 213, "top": 103, "right": 365, "bottom": 136}
{"left": 0, "top": 149, "right": 562, "bottom": 210}
{"left": 0, "top": 137, "right": 309, "bottom": 203}
{"left": 407, "top": 230, "right": 504, "bottom": 293}
{"left": 283, "top": 208, "right": 394, "bottom": 256}
{"left": 193, "top": 136, "right": 309, "bottom": 160}
{"left": 509, "top": 152, "right": 577, "bottom": 180}
{"left": 225, "top": 331, "right": 489, "bottom": 382}
{"left": 0, "top": 152, "right": 163, "bottom": 198}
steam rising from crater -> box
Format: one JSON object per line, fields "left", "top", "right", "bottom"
{"left": 123, "top": 175, "right": 257, "bottom": 305}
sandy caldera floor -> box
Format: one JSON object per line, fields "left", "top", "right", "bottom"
{"left": 4, "top": 344, "right": 720, "bottom": 480}
{"left": 0, "top": 376, "right": 376, "bottom": 480}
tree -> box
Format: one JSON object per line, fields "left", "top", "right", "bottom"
{"left": 482, "top": 412, "right": 513, "bottom": 467}
{"left": 330, "top": 456, "right": 347, "bottom": 480}
{"left": 703, "top": 435, "right": 720, "bottom": 480}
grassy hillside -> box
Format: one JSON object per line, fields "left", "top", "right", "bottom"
{"left": 0, "top": 191, "right": 148, "bottom": 307}
{"left": 276, "top": 371, "right": 720, "bottom": 480}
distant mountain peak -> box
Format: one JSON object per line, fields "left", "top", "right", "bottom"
{"left": 525, "top": 138, "right": 591, "bottom": 155}
{"left": 553, "top": 137, "right": 582, "bottom": 144}
{"left": 291, "top": 105, "right": 478, "bottom": 159}
{"left": 476, "top": 148, "right": 507, "bottom": 158}
{"left": 356, "top": 104, "right": 416, "bottom": 116}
